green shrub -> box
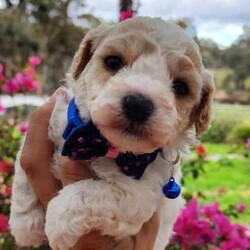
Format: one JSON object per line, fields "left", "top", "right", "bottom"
{"left": 0, "top": 119, "right": 22, "bottom": 161}
{"left": 201, "top": 118, "right": 236, "bottom": 143}
{"left": 227, "top": 124, "right": 250, "bottom": 143}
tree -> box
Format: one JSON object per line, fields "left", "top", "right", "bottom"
{"left": 0, "top": 0, "right": 100, "bottom": 93}
{"left": 223, "top": 28, "right": 250, "bottom": 90}
{"left": 119, "top": 0, "right": 134, "bottom": 21}
{"left": 198, "top": 38, "right": 223, "bottom": 68}
{"left": 119, "top": 0, "right": 133, "bottom": 11}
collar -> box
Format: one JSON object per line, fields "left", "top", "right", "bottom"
{"left": 61, "top": 99, "right": 162, "bottom": 180}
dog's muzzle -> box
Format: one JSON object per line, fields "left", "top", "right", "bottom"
{"left": 122, "top": 94, "right": 154, "bottom": 124}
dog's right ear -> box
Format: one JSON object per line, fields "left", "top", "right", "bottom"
{"left": 69, "top": 24, "right": 112, "bottom": 80}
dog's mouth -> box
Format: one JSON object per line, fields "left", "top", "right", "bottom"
{"left": 95, "top": 121, "right": 162, "bottom": 153}
{"left": 97, "top": 121, "right": 150, "bottom": 142}
{"left": 122, "top": 123, "right": 150, "bottom": 138}
{"left": 92, "top": 111, "right": 150, "bottom": 140}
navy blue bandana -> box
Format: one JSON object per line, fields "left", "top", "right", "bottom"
{"left": 62, "top": 99, "right": 161, "bottom": 180}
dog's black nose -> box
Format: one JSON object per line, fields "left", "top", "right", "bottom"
{"left": 122, "top": 94, "right": 154, "bottom": 123}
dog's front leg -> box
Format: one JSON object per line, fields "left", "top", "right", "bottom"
{"left": 45, "top": 178, "right": 158, "bottom": 250}
{"left": 9, "top": 149, "right": 46, "bottom": 247}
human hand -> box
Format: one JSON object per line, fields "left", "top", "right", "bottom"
{"left": 20, "top": 88, "right": 159, "bottom": 250}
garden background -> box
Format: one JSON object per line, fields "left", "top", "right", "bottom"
{"left": 0, "top": 0, "right": 250, "bottom": 249}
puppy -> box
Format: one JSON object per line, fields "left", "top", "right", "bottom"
{"left": 10, "top": 17, "right": 214, "bottom": 250}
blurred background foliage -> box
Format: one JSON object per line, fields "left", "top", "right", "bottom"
{"left": 0, "top": 0, "right": 250, "bottom": 95}
{"left": 0, "top": 0, "right": 101, "bottom": 93}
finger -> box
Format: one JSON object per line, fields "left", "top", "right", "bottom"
{"left": 73, "top": 231, "right": 118, "bottom": 250}
{"left": 20, "top": 88, "right": 66, "bottom": 208}
{"left": 133, "top": 212, "right": 160, "bottom": 250}
{"left": 72, "top": 231, "right": 134, "bottom": 250}
{"left": 60, "top": 158, "right": 95, "bottom": 186}
{"left": 72, "top": 214, "right": 159, "bottom": 250}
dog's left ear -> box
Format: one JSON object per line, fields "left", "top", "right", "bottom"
{"left": 194, "top": 69, "right": 215, "bottom": 135}
{"left": 69, "top": 24, "right": 112, "bottom": 80}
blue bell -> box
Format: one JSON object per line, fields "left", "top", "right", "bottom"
{"left": 163, "top": 177, "right": 181, "bottom": 199}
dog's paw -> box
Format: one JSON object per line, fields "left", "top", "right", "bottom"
{"left": 45, "top": 185, "right": 91, "bottom": 250}
{"left": 9, "top": 205, "right": 46, "bottom": 247}
{"left": 45, "top": 179, "right": 154, "bottom": 249}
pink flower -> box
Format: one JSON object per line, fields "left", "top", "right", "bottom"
{"left": 16, "top": 73, "right": 39, "bottom": 92}
{"left": 170, "top": 199, "right": 250, "bottom": 249}
{"left": 120, "top": 9, "right": 134, "bottom": 21}
{"left": 20, "top": 123, "right": 29, "bottom": 134}
{"left": 25, "top": 65, "right": 36, "bottom": 76}
{"left": 0, "top": 214, "right": 9, "bottom": 233}
{"left": 213, "top": 213, "right": 232, "bottom": 239}
{"left": 0, "top": 103, "right": 5, "bottom": 112}
{"left": 0, "top": 64, "right": 4, "bottom": 82}
{"left": 202, "top": 202, "right": 221, "bottom": 219}
{"left": 233, "top": 224, "right": 249, "bottom": 238}
{"left": 0, "top": 98, "right": 5, "bottom": 114}
{"left": 2, "top": 78, "right": 19, "bottom": 93}
{"left": 173, "top": 199, "right": 216, "bottom": 246}
{"left": 30, "top": 80, "right": 39, "bottom": 91}
{"left": 246, "top": 138, "right": 250, "bottom": 149}
{"left": 220, "top": 237, "right": 250, "bottom": 250}
{"left": 237, "top": 204, "right": 247, "bottom": 213}
{"left": 29, "top": 56, "right": 41, "bottom": 66}
{"left": 2, "top": 185, "right": 12, "bottom": 196}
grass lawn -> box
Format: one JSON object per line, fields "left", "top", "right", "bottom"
{"left": 204, "top": 142, "right": 245, "bottom": 155}
{"left": 184, "top": 144, "right": 250, "bottom": 224}
{"left": 212, "top": 102, "right": 250, "bottom": 125}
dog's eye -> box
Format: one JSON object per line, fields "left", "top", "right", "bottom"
{"left": 172, "top": 80, "right": 189, "bottom": 96}
{"left": 104, "top": 56, "right": 123, "bottom": 71}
